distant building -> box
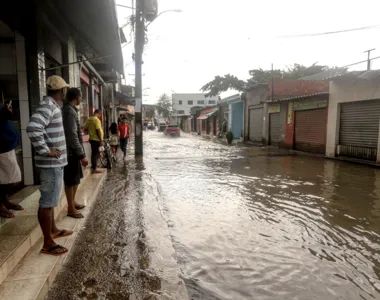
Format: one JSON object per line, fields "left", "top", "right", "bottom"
{"left": 172, "top": 93, "right": 218, "bottom": 117}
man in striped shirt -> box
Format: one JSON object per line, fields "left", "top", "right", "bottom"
{"left": 27, "top": 75, "right": 73, "bottom": 256}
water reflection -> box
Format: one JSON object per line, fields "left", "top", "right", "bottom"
{"left": 144, "top": 131, "right": 380, "bottom": 300}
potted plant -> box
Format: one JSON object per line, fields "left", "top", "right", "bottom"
{"left": 226, "top": 130, "right": 234, "bottom": 144}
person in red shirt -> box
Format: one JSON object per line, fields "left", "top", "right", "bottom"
{"left": 118, "top": 117, "right": 130, "bottom": 160}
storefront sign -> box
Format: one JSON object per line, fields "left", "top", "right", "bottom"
{"left": 293, "top": 99, "right": 327, "bottom": 111}
{"left": 287, "top": 102, "right": 293, "bottom": 124}
{"left": 268, "top": 104, "right": 280, "bottom": 114}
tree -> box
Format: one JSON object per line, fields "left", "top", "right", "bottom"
{"left": 155, "top": 93, "right": 171, "bottom": 118}
{"left": 200, "top": 74, "right": 247, "bottom": 98}
{"left": 201, "top": 63, "right": 346, "bottom": 97}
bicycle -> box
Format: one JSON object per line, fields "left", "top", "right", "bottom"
{"left": 99, "top": 139, "right": 116, "bottom": 169}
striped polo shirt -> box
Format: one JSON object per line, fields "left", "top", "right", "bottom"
{"left": 27, "top": 96, "right": 67, "bottom": 168}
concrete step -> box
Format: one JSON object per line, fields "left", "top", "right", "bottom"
{"left": 0, "top": 171, "right": 106, "bottom": 300}
{"left": 0, "top": 167, "right": 94, "bottom": 287}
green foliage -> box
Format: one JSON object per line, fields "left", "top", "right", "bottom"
{"left": 201, "top": 63, "right": 347, "bottom": 97}
{"left": 226, "top": 130, "right": 234, "bottom": 140}
{"left": 200, "top": 74, "right": 246, "bottom": 98}
{"left": 155, "top": 93, "right": 171, "bottom": 118}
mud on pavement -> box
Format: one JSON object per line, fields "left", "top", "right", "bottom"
{"left": 47, "top": 155, "right": 188, "bottom": 300}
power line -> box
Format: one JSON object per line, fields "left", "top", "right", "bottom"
{"left": 277, "top": 24, "right": 380, "bottom": 38}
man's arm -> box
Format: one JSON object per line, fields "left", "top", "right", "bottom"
{"left": 63, "top": 111, "right": 85, "bottom": 159}
{"left": 26, "top": 103, "right": 53, "bottom": 156}
{"left": 96, "top": 119, "right": 103, "bottom": 144}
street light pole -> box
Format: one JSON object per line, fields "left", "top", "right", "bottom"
{"left": 146, "top": 9, "right": 182, "bottom": 28}
{"left": 135, "top": 0, "right": 144, "bottom": 156}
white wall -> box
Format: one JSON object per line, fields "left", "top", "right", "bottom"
{"left": 326, "top": 78, "right": 380, "bottom": 159}
{"left": 172, "top": 93, "right": 218, "bottom": 116}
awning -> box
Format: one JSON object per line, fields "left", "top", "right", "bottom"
{"left": 115, "top": 91, "right": 135, "bottom": 106}
{"left": 197, "top": 115, "right": 208, "bottom": 120}
{"left": 206, "top": 109, "right": 219, "bottom": 117}
{"left": 49, "top": 0, "right": 124, "bottom": 75}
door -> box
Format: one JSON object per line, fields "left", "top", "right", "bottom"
{"left": 338, "top": 99, "right": 380, "bottom": 161}
{"left": 294, "top": 108, "right": 326, "bottom": 154}
{"left": 269, "top": 113, "right": 280, "bottom": 145}
{"left": 249, "top": 107, "right": 263, "bottom": 142}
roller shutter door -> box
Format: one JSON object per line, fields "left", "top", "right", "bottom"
{"left": 249, "top": 108, "right": 263, "bottom": 142}
{"left": 269, "top": 113, "right": 281, "bottom": 145}
{"left": 338, "top": 100, "right": 380, "bottom": 161}
{"left": 294, "top": 108, "right": 326, "bottom": 154}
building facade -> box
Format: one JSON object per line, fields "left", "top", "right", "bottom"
{"left": 172, "top": 93, "right": 218, "bottom": 117}
{"left": 244, "top": 84, "right": 268, "bottom": 143}
{"left": 0, "top": 0, "right": 124, "bottom": 186}
{"left": 326, "top": 71, "right": 380, "bottom": 163}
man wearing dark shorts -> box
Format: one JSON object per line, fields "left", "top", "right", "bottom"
{"left": 62, "top": 88, "right": 88, "bottom": 218}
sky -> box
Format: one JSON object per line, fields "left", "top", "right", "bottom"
{"left": 116, "top": 0, "right": 380, "bottom": 104}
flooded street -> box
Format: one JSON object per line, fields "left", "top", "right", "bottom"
{"left": 144, "top": 131, "right": 380, "bottom": 300}
{"left": 49, "top": 131, "right": 380, "bottom": 300}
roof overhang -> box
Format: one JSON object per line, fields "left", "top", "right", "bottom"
{"left": 43, "top": 0, "right": 124, "bottom": 75}
{"left": 266, "top": 92, "right": 329, "bottom": 103}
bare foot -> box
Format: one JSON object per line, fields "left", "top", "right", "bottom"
{"left": 0, "top": 205, "right": 15, "bottom": 218}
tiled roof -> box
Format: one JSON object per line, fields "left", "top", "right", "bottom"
{"left": 269, "top": 79, "right": 329, "bottom": 100}
{"left": 333, "top": 70, "right": 380, "bottom": 80}
{"left": 266, "top": 92, "right": 328, "bottom": 103}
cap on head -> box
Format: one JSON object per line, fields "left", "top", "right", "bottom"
{"left": 46, "top": 75, "right": 70, "bottom": 90}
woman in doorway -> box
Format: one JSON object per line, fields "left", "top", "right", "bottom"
{"left": 0, "top": 102, "right": 24, "bottom": 218}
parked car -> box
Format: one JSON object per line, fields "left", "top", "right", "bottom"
{"left": 147, "top": 122, "right": 155, "bottom": 130}
{"left": 158, "top": 122, "right": 166, "bottom": 132}
{"left": 164, "top": 124, "right": 181, "bottom": 137}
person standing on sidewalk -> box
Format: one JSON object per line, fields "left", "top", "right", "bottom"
{"left": 0, "top": 102, "right": 24, "bottom": 218}
{"left": 118, "top": 117, "right": 130, "bottom": 160}
{"left": 62, "top": 88, "right": 88, "bottom": 219}
{"left": 85, "top": 109, "right": 104, "bottom": 173}
{"left": 27, "top": 75, "right": 73, "bottom": 256}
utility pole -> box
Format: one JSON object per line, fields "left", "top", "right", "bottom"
{"left": 134, "top": 0, "right": 144, "bottom": 156}
{"left": 364, "top": 48, "right": 375, "bottom": 71}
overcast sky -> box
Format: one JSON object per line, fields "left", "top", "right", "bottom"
{"left": 116, "top": 0, "right": 380, "bottom": 104}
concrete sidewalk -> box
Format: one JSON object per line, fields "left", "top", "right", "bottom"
{"left": 0, "top": 170, "right": 106, "bottom": 300}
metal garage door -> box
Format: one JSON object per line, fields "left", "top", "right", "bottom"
{"left": 338, "top": 100, "right": 380, "bottom": 161}
{"left": 269, "top": 113, "right": 281, "bottom": 145}
{"left": 249, "top": 107, "right": 263, "bottom": 142}
{"left": 294, "top": 108, "right": 327, "bottom": 154}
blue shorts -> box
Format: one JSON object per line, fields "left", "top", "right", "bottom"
{"left": 39, "top": 167, "right": 64, "bottom": 208}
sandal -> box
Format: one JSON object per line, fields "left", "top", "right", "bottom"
{"left": 74, "top": 204, "right": 86, "bottom": 210}
{"left": 41, "top": 245, "right": 68, "bottom": 256}
{"left": 52, "top": 229, "right": 73, "bottom": 239}
{"left": 67, "top": 212, "right": 84, "bottom": 219}
{"left": 0, "top": 207, "right": 15, "bottom": 219}
{"left": 5, "top": 202, "right": 24, "bottom": 211}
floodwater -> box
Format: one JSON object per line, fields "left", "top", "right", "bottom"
{"left": 143, "top": 131, "right": 380, "bottom": 300}
{"left": 48, "top": 131, "right": 380, "bottom": 300}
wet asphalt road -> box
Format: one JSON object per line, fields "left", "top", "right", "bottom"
{"left": 49, "top": 131, "right": 380, "bottom": 300}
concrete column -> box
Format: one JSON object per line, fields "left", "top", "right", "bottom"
{"left": 376, "top": 120, "right": 380, "bottom": 164}
{"left": 15, "top": 31, "right": 34, "bottom": 185}
{"left": 88, "top": 76, "right": 94, "bottom": 115}
{"left": 326, "top": 96, "right": 340, "bottom": 158}
{"left": 262, "top": 102, "right": 269, "bottom": 145}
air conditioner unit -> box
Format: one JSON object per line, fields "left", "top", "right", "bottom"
{"left": 144, "top": 0, "right": 158, "bottom": 22}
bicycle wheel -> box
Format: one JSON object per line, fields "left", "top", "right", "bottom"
{"left": 99, "top": 150, "right": 108, "bottom": 168}
{"left": 106, "top": 149, "right": 113, "bottom": 169}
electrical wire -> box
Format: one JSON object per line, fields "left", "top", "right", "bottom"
{"left": 277, "top": 24, "right": 380, "bottom": 38}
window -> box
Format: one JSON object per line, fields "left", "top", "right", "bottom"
{"left": 178, "top": 110, "right": 185, "bottom": 114}
{"left": 188, "top": 100, "right": 193, "bottom": 105}
{"left": 197, "top": 100, "right": 205, "bottom": 105}
{"left": 209, "top": 100, "right": 216, "bottom": 105}
{"left": 178, "top": 100, "right": 182, "bottom": 105}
